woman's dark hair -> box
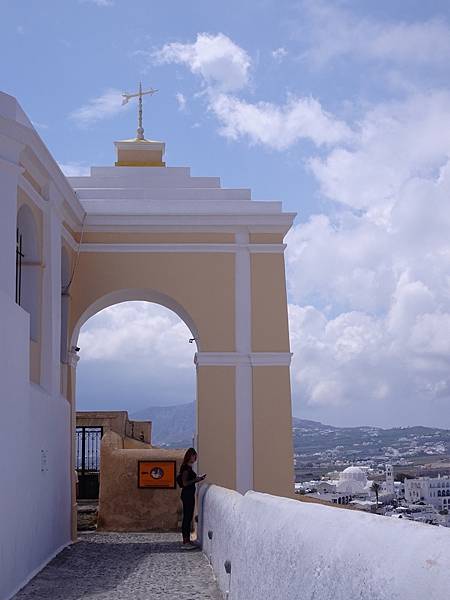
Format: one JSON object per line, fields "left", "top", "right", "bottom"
{"left": 182, "top": 447, "right": 197, "bottom": 466}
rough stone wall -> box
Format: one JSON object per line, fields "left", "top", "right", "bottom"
{"left": 76, "top": 411, "right": 152, "bottom": 445}
{"left": 97, "top": 431, "right": 185, "bottom": 532}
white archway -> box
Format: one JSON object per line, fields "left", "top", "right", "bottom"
{"left": 71, "top": 290, "right": 199, "bottom": 449}
{"left": 70, "top": 288, "right": 200, "bottom": 353}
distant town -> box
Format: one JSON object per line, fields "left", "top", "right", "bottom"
{"left": 127, "top": 402, "right": 450, "bottom": 527}
{"left": 293, "top": 417, "right": 450, "bottom": 527}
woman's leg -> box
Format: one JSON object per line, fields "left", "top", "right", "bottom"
{"left": 181, "top": 493, "right": 195, "bottom": 542}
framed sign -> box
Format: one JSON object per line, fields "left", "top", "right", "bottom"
{"left": 138, "top": 460, "right": 176, "bottom": 489}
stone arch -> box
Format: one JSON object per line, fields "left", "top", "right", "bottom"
{"left": 16, "top": 203, "right": 41, "bottom": 341}
{"left": 70, "top": 288, "right": 200, "bottom": 352}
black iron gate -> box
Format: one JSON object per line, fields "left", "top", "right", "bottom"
{"left": 76, "top": 426, "right": 103, "bottom": 499}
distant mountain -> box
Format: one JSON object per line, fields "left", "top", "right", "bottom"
{"left": 131, "top": 402, "right": 195, "bottom": 447}
{"left": 292, "top": 417, "right": 450, "bottom": 467}
{"left": 131, "top": 403, "right": 450, "bottom": 464}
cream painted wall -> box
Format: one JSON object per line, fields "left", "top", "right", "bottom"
{"left": 77, "top": 232, "right": 236, "bottom": 244}
{"left": 251, "top": 253, "right": 290, "bottom": 352}
{"left": 69, "top": 252, "right": 236, "bottom": 352}
{"left": 197, "top": 365, "right": 236, "bottom": 490}
{"left": 252, "top": 366, "right": 294, "bottom": 497}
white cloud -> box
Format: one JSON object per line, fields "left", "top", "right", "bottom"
{"left": 211, "top": 93, "right": 352, "bottom": 149}
{"left": 153, "top": 33, "right": 251, "bottom": 92}
{"left": 78, "top": 302, "right": 195, "bottom": 369}
{"left": 153, "top": 33, "right": 350, "bottom": 151}
{"left": 287, "top": 91, "right": 450, "bottom": 426}
{"left": 176, "top": 92, "right": 187, "bottom": 111}
{"left": 59, "top": 162, "right": 90, "bottom": 177}
{"left": 289, "top": 298, "right": 450, "bottom": 426}
{"left": 272, "top": 47, "right": 288, "bottom": 62}
{"left": 310, "top": 92, "right": 450, "bottom": 215}
{"left": 69, "top": 88, "right": 129, "bottom": 127}
{"left": 299, "top": 0, "right": 450, "bottom": 68}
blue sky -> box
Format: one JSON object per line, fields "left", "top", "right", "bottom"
{"left": 3, "top": 0, "right": 450, "bottom": 427}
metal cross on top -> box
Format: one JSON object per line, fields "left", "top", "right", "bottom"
{"left": 122, "top": 82, "right": 158, "bottom": 141}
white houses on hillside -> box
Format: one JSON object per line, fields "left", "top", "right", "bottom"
{"left": 404, "top": 475, "right": 450, "bottom": 512}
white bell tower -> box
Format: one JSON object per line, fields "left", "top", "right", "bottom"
{"left": 386, "top": 464, "right": 394, "bottom": 494}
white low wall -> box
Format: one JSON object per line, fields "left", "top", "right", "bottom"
{"left": 199, "top": 485, "right": 450, "bottom": 600}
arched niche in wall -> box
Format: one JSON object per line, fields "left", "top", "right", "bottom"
{"left": 61, "top": 245, "right": 71, "bottom": 363}
{"left": 16, "top": 204, "right": 41, "bottom": 341}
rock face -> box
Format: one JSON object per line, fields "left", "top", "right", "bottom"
{"left": 97, "top": 431, "right": 185, "bottom": 532}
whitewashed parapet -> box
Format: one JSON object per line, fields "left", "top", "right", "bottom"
{"left": 199, "top": 484, "right": 450, "bottom": 600}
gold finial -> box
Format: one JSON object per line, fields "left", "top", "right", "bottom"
{"left": 121, "top": 82, "right": 158, "bottom": 141}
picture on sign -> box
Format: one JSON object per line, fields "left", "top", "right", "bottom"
{"left": 138, "top": 460, "right": 176, "bottom": 489}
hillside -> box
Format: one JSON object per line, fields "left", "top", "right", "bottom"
{"left": 131, "top": 402, "right": 195, "bottom": 447}
{"left": 132, "top": 403, "right": 450, "bottom": 466}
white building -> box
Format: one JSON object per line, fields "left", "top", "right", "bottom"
{"left": 304, "top": 466, "right": 372, "bottom": 505}
{"left": 404, "top": 475, "right": 450, "bottom": 512}
{"left": 0, "top": 92, "right": 76, "bottom": 600}
{"left": 385, "top": 463, "right": 395, "bottom": 494}
{"left": 335, "top": 466, "right": 371, "bottom": 496}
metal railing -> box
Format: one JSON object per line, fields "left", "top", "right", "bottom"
{"left": 76, "top": 427, "right": 103, "bottom": 473}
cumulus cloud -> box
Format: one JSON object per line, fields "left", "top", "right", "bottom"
{"left": 78, "top": 302, "right": 195, "bottom": 368}
{"left": 154, "top": 33, "right": 251, "bottom": 92}
{"left": 310, "top": 92, "right": 450, "bottom": 215}
{"left": 69, "top": 89, "right": 129, "bottom": 126}
{"left": 299, "top": 0, "right": 450, "bottom": 68}
{"left": 287, "top": 90, "right": 450, "bottom": 427}
{"left": 153, "top": 33, "right": 349, "bottom": 150}
{"left": 77, "top": 302, "right": 196, "bottom": 412}
{"left": 211, "top": 93, "right": 352, "bottom": 149}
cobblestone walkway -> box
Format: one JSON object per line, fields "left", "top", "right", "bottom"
{"left": 13, "top": 533, "right": 221, "bottom": 600}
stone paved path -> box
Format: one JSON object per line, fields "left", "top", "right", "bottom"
{"left": 13, "top": 533, "right": 222, "bottom": 600}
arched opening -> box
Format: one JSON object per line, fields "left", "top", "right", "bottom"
{"left": 16, "top": 204, "right": 41, "bottom": 341}
{"left": 71, "top": 293, "right": 198, "bottom": 508}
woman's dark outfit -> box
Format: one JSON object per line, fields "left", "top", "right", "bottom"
{"left": 180, "top": 463, "right": 197, "bottom": 541}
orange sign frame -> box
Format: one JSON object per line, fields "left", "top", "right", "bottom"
{"left": 138, "top": 460, "right": 176, "bottom": 489}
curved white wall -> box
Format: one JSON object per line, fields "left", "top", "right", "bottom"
{"left": 199, "top": 485, "right": 450, "bottom": 600}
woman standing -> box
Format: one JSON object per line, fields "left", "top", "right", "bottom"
{"left": 178, "top": 448, "right": 206, "bottom": 547}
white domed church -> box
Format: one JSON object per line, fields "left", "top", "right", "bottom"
{"left": 336, "top": 466, "right": 371, "bottom": 496}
